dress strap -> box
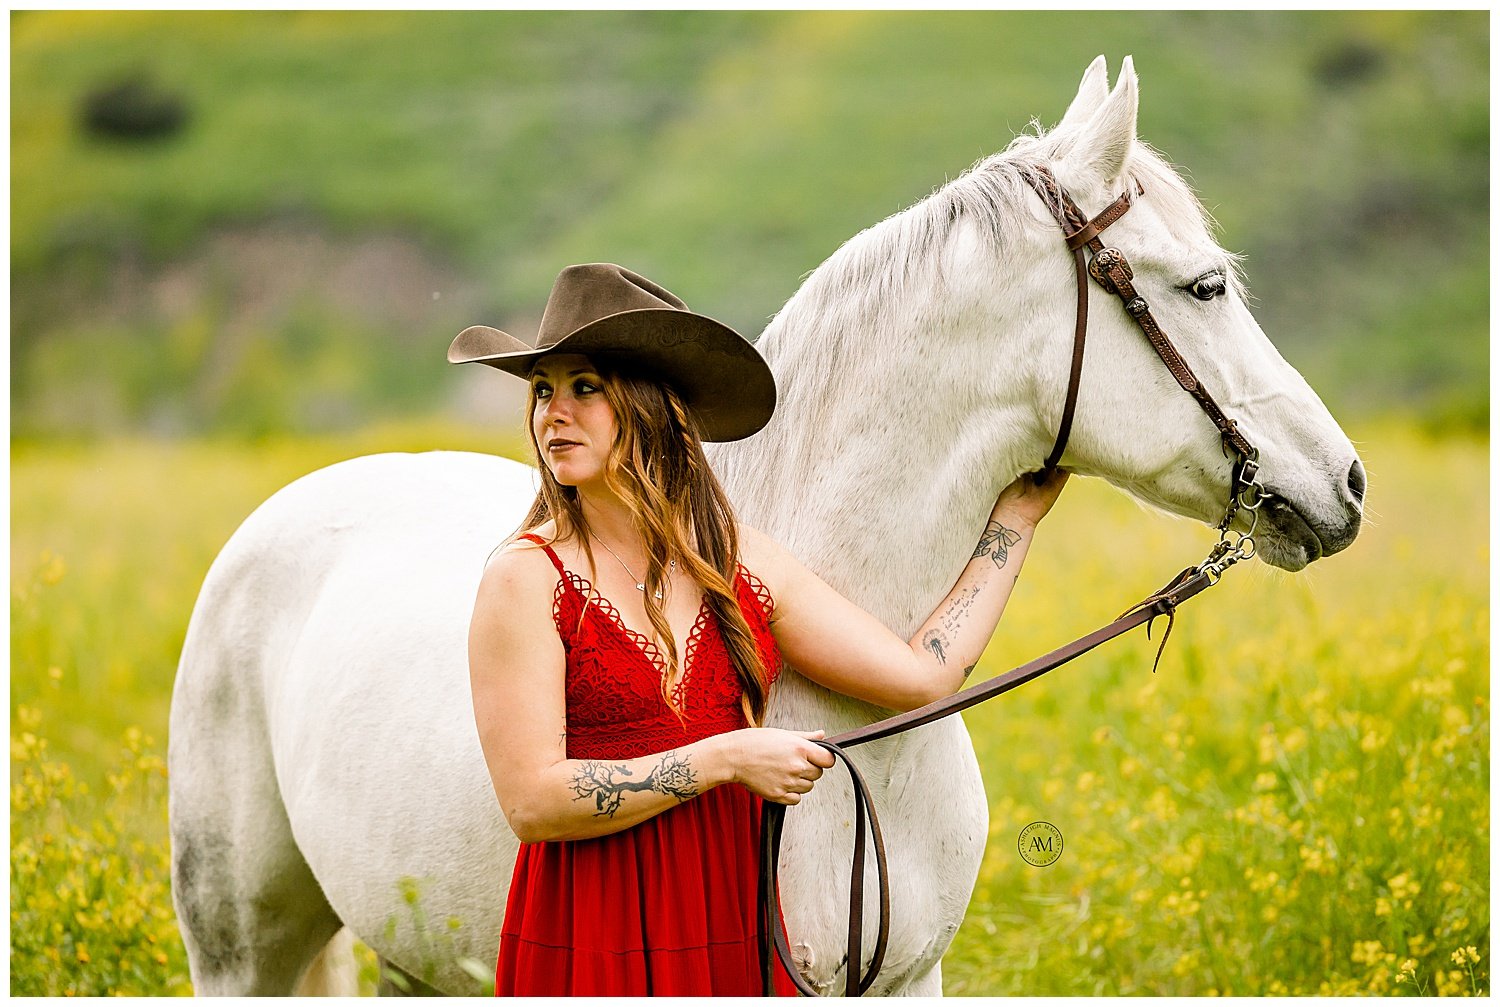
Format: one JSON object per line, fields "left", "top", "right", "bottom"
{"left": 518, "top": 532, "right": 568, "bottom": 576}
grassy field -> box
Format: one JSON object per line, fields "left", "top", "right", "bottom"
{"left": 9, "top": 421, "right": 1489, "bottom": 995}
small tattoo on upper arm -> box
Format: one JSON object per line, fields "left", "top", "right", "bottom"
{"left": 971, "top": 521, "right": 1023, "bottom": 569}
{"left": 962, "top": 664, "right": 977, "bottom": 682}
{"left": 922, "top": 630, "right": 949, "bottom": 665}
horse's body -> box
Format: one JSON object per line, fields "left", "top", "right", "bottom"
{"left": 169, "top": 58, "right": 1363, "bottom": 995}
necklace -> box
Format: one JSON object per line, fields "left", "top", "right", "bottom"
{"left": 593, "top": 535, "right": 675, "bottom": 600}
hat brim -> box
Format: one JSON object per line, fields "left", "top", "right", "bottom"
{"left": 447, "top": 307, "right": 776, "bottom": 442}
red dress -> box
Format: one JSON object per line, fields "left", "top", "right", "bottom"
{"left": 495, "top": 534, "right": 800, "bottom": 996}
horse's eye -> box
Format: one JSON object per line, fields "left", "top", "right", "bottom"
{"left": 1188, "top": 273, "right": 1227, "bottom": 301}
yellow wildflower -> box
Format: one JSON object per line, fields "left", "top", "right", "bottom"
{"left": 1388, "top": 873, "right": 1421, "bottom": 900}
{"left": 1256, "top": 724, "right": 1277, "bottom": 764}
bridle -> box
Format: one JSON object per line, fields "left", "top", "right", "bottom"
{"left": 1021, "top": 164, "right": 1267, "bottom": 582}
{"left": 758, "top": 163, "right": 1268, "bottom": 996}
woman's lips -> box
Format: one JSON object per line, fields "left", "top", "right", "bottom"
{"left": 548, "top": 440, "right": 580, "bottom": 452}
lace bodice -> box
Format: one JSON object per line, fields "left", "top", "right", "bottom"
{"left": 520, "top": 534, "right": 782, "bottom": 759}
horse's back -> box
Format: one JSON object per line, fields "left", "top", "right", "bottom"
{"left": 170, "top": 449, "right": 535, "bottom": 994}
{"left": 175, "top": 449, "right": 534, "bottom": 716}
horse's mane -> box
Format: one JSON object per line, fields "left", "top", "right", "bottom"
{"left": 772, "top": 118, "right": 1237, "bottom": 338}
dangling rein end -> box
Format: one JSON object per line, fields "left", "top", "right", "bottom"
{"left": 1143, "top": 606, "right": 1176, "bottom": 674}
{"left": 1117, "top": 566, "right": 1198, "bottom": 674}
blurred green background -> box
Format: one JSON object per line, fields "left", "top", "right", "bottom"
{"left": 10, "top": 10, "right": 1489, "bottom": 441}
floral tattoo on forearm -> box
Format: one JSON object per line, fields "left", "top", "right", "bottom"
{"left": 567, "top": 751, "right": 699, "bottom": 818}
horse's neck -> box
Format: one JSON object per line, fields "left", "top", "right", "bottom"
{"left": 711, "top": 281, "right": 1040, "bottom": 640}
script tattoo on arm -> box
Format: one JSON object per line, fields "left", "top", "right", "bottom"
{"left": 567, "top": 751, "right": 700, "bottom": 818}
{"left": 971, "top": 521, "right": 1023, "bottom": 569}
{"left": 938, "top": 584, "right": 981, "bottom": 638}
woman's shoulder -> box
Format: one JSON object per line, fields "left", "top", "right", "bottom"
{"left": 735, "top": 522, "right": 794, "bottom": 574}
{"left": 479, "top": 527, "right": 566, "bottom": 600}
{"left": 733, "top": 523, "right": 792, "bottom": 614}
{"left": 483, "top": 520, "right": 561, "bottom": 565}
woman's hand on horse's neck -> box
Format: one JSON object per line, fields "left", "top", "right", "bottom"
{"left": 748, "top": 468, "right": 1069, "bottom": 712}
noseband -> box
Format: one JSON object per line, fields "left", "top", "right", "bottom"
{"left": 758, "top": 164, "right": 1268, "bottom": 996}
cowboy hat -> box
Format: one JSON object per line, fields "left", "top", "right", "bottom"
{"left": 447, "top": 263, "right": 776, "bottom": 442}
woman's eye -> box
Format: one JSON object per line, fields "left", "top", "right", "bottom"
{"left": 1187, "top": 273, "right": 1227, "bottom": 301}
{"left": 532, "top": 384, "right": 552, "bottom": 400}
{"left": 574, "top": 380, "right": 599, "bottom": 395}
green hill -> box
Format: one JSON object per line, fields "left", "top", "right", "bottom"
{"left": 10, "top": 11, "right": 1487, "bottom": 438}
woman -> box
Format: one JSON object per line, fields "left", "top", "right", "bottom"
{"left": 450, "top": 263, "right": 1067, "bottom": 996}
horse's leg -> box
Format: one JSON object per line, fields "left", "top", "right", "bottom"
{"left": 897, "top": 960, "right": 945, "bottom": 996}
{"left": 169, "top": 703, "right": 347, "bottom": 993}
{"left": 169, "top": 556, "right": 349, "bottom": 994}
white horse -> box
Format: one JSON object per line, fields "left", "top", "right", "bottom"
{"left": 168, "top": 56, "right": 1363, "bottom": 996}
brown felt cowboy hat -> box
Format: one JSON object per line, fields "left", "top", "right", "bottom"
{"left": 447, "top": 263, "right": 776, "bottom": 442}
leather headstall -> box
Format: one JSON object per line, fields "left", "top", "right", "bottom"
{"left": 1022, "top": 164, "right": 1258, "bottom": 485}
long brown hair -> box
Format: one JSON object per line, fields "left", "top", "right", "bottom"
{"left": 516, "top": 357, "right": 773, "bottom": 727}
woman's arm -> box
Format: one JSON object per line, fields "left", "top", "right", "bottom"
{"left": 745, "top": 470, "right": 1069, "bottom": 712}
{"left": 468, "top": 545, "right": 834, "bottom": 843}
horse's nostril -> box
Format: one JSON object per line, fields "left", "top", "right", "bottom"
{"left": 1347, "top": 458, "right": 1367, "bottom": 503}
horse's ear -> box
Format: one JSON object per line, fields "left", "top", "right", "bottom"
{"left": 1066, "top": 54, "right": 1138, "bottom": 186}
{"left": 1057, "top": 55, "right": 1109, "bottom": 132}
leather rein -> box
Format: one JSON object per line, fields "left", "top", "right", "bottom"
{"left": 758, "top": 163, "right": 1268, "bottom": 997}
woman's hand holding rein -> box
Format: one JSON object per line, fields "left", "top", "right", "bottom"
{"left": 715, "top": 728, "right": 836, "bottom": 806}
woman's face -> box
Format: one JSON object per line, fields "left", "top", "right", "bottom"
{"left": 530, "top": 354, "right": 617, "bottom": 490}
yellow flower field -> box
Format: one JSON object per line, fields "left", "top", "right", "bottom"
{"left": 10, "top": 421, "right": 1488, "bottom": 995}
